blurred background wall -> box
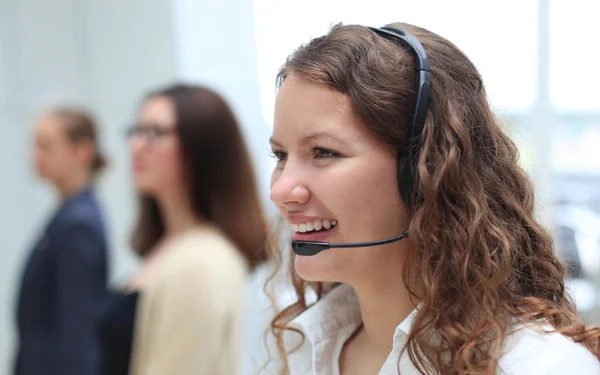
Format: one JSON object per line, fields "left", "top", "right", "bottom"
{"left": 0, "top": 0, "right": 599, "bottom": 372}
{"left": 0, "top": 0, "right": 178, "bottom": 369}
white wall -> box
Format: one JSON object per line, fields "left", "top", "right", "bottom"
{"left": 171, "top": 0, "right": 274, "bottom": 205}
{"left": 0, "top": 0, "right": 178, "bottom": 370}
{"left": 0, "top": 0, "right": 277, "bottom": 372}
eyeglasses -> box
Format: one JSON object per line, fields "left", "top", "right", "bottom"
{"left": 126, "top": 124, "right": 176, "bottom": 142}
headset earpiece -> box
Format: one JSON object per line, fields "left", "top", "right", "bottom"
{"left": 368, "top": 26, "right": 430, "bottom": 208}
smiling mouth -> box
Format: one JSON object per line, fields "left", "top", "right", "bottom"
{"left": 290, "top": 219, "right": 337, "bottom": 234}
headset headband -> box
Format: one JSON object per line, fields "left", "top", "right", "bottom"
{"left": 367, "top": 26, "right": 430, "bottom": 207}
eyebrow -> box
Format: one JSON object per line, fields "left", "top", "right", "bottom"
{"left": 139, "top": 121, "right": 175, "bottom": 129}
{"left": 269, "top": 131, "right": 350, "bottom": 148}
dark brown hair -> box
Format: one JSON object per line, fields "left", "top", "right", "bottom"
{"left": 267, "top": 22, "right": 600, "bottom": 374}
{"left": 131, "top": 83, "right": 269, "bottom": 269}
{"left": 52, "top": 108, "right": 107, "bottom": 175}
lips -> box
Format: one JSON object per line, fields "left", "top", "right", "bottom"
{"left": 133, "top": 161, "right": 144, "bottom": 172}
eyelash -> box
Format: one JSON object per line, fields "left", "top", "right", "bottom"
{"left": 269, "top": 144, "right": 341, "bottom": 162}
{"left": 269, "top": 148, "right": 287, "bottom": 162}
{"left": 309, "top": 143, "right": 340, "bottom": 159}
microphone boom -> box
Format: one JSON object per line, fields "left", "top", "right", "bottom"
{"left": 292, "top": 229, "right": 409, "bottom": 256}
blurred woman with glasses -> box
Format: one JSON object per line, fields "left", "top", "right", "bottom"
{"left": 96, "top": 83, "right": 271, "bottom": 375}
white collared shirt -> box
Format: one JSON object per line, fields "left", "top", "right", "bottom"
{"left": 282, "top": 284, "right": 600, "bottom": 375}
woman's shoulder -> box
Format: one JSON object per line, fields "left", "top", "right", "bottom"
{"left": 48, "top": 204, "right": 105, "bottom": 244}
{"left": 498, "top": 322, "right": 600, "bottom": 374}
{"left": 136, "top": 225, "right": 250, "bottom": 316}
{"left": 156, "top": 224, "right": 249, "bottom": 283}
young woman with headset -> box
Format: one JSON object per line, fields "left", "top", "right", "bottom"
{"left": 267, "top": 22, "right": 600, "bottom": 374}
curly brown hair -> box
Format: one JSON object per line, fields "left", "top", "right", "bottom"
{"left": 265, "top": 22, "right": 600, "bottom": 374}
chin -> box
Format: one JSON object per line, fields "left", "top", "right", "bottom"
{"left": 133, "top": 179, "right": 157, "bottom": 195}
{"left": 294, "top": 250, "right": 348, "bottom": 283}
{"left": 37, "top": 172, "right": 56, "bottom": 183}
{"left": 34, "top": 165, "right": 49, "bottom": 178}
{"left": 36, "top": 171, "right": 48, "bottom": 180}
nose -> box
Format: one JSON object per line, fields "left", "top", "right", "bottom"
{"left": 270, "top": 163, "right": 310, "bottom": 208}
{"left": 129, "top": 134, "right": 147, "bottom": 155}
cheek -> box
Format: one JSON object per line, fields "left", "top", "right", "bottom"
{"left": 269, "top": 168, "right": 279, "bottom": 191}
{"left": 33, "top": 150, "right": 46, "bottom": 168}
{"left": 328, "top": 159, "right": 405, "bottom": 237}
{"left": 154, "top": 146, "right": 184, "bottom": 185}
{"left": 165, "top": 149, "right": 183, "bottom": 176}
{"left": 269, "top": 168, "right": 283, "bottom": 204}
{"left": 356, "top": 169, "right": 401, "bottom": 214}
{"left": 135, "top": 145, "right": 183, "bottom": 191}
{"left": 46, "top": 151, "right": 72, "bottom": 175}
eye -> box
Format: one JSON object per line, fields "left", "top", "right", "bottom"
{"left": 149, "top": 126, "right": 171, "bottom": 139}
{"left": 126, "top": 125, "right": 142, "bottom": 138}
{"left": 269, "top": 148, "right": 287, "bottom": 162}
{"left": 311, "top": 145, "right": 340, "bottom": 159}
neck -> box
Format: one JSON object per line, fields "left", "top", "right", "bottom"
{"left": 156, "top": 187, "right": 202, "bottom": 239}
{"left": 351, "top": 249, "right": 417, "bottom": 354}
{"left": 57, "top": 171, "right": 90, "bottom": 200}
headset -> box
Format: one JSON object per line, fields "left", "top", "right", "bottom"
{"left": 291, "top": 25, "right": 431, "bottom": 256}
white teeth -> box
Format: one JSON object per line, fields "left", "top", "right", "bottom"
{"left": 290, "top": 219, "right": 337, "bottom": 232}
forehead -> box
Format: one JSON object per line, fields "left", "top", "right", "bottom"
{"left": 35, "top": 114, "right": 64, "bottom": 140}
{"left": 139, "top": 96, "right": 176, "bottom": 125}
{"left": 272, "top": 75, "right": 369, "bottom": 146}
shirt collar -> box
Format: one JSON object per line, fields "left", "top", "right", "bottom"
{"left": 287, "top": 283, "right": 361, "bottom": 345}
{"left": 398, "top": 306, "right": 418, "bottom": 334}
{"left": 393, "top": 306, "right": 419, "bottom": 350}
{"left": 285, "top": 283, "right": 419, "bottom": 347}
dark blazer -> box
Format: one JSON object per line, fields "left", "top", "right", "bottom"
{"left": 14, "top": 187, "right": 109, "bottom": 375}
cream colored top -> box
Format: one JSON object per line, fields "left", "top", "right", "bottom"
{"left": 129, "top": 225, "right": 249, "bottom": 375}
